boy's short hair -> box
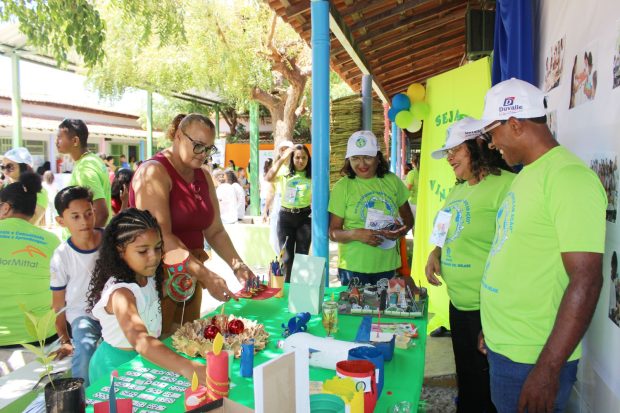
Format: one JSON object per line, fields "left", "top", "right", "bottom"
{"left": 58, "top": 119, "right": 89, "bottom": 148}
{"left": 55, "top": 186, "right": 94, "bottom": 216}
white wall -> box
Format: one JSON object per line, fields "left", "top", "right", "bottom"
{"left": 536, "top": 1, "right": 620, "bottom": 411}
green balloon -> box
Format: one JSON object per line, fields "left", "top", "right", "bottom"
{"left": 395, "top": 110, "right": 414, "bottom": 129}
{"left": 411, "top": 102, "right": 430, "bottom": 120}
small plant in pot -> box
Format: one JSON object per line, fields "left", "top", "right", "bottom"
{"left": 21, "top": 305, "right": 86, "bottom": 413}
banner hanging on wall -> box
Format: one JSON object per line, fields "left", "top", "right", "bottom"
{"left": 412, "top": 57, "right": 491, "bottom": 332}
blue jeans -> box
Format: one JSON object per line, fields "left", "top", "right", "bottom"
{"left": 338, "top": 269, "right": 396, "bottom": 286}
{"left": 487, "top": 348, "right": 578, "bottom": 413}
{"left": 70, "top": 316, "right": 102, "bottom": 387}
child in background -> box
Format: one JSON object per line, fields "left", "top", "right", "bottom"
{"left": 86, "top": 208, "right": 206, "bottom": 385}
{"left": 50, "top": 186, "right": 103, "bottom": 386}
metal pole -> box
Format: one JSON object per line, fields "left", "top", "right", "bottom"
{"left": 11, "top": 51, "right": 22, "bottom": 148}
{"left": 390, "top": 122, "right": 398, "bottom": 173}
{"left": 249, "top": 102, "right": 260, "bottom": 216}
{"left": 146, "top": 91, "right": 153, "bottom": 158}
{"left": 361, "top": 75, "right": 372, "bottom": 130}
{"left": 311, "top": 0, "right": 330, "bottom": 286}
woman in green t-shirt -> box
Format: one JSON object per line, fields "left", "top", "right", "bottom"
{"left": 0, "top": 172, "right": 60, "bottom": 346}
{"left": 425, "top": 117, "right": 514, "bottom": 413}
{"left": 265, "top": 144, "right": 312, "bottom": 282}
{"left": 328, "top": 130, "right": 413, "bottom": 286}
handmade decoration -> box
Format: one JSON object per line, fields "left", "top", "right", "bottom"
{"left": 240, "top": 339, "right": 254, "bottom": 378}
{"left": 322, "top": 377, "right": 364, "bottom": 413}
{"left": 165, "top": 272, "right": 195, "bottom": 303}
{"left": 234, "top": 275, "right": 281, "bottom": 300}
{"left": 281, "top": 312, "right": 311, "bottom": 337}
{"left": 206, "top": 333, "right": 230, "bottom": 401}
{"left": 93, "top": 373, "right": 133, "bottom": 413}
{"left": 336, "top": 360, "right": 377, "bottom": 413}
{"left": 269, "top": 258, "right": 285, "bottom": 298}
{"left": 184, "top": 371, "right": 209, "bottom": 411}
{"left": 282, "top": 332, "right": 373, "bottom": 370}
{"left": 338, "top": 277, "right": 427, "bottom": 318}
{"left": 172, "top": 314, "right": 268, "bottom": 358}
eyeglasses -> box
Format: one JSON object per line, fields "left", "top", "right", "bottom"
{"left": 0, "top": 164, "right": 16, "bottom": 172}
{"left": 480, "top": 122, "right": 502, "bottom": 143}
{"left": 446, "top": 145, "right": 464, "bottom": 157}
{"left": 181, "top": 130, "right": 218, "bottom": 156}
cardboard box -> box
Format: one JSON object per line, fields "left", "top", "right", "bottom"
{"left": 288, "top": 254, "right": 326, "bottom": 315}
{"left": 187, "top": 398, "right": 254, "bottom": 413}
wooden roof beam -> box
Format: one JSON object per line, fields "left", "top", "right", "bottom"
{"left": 328, "top": 2, "right": 389, "bottom": 103}
{"left": 349, "top": 0, "right": 436, "bottom": 32}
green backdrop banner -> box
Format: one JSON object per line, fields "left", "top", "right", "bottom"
{"left": 412, "top": 57, "right": 491, "bottom": 332}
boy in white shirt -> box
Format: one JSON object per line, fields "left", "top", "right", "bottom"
{"left": 50, "top": 186, "right": 103, "bottom": 386}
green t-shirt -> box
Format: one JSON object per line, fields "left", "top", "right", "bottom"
{"left": 481, "top": 146, "right": 606, "bottom": 364}
{"left": 439, "top": 171, "right": 515, "bottom": 310}
{"left": 69, "top": 153, "right": 112, "bottom": 221}
{"left": 0, "top": 218, "right": 60, "bottom": 345}
{"left": 274, "top": 165, "right": 290, "bottom": 195}
{"left": 36, "top": 187, "right": 48, "bottom": 210}
{"left": 328, "top": 173, "right": 409, "bottom": 273}
{"left": 405, "top": 168, "right": 419, "bottom": 204}
{"left": 279, "top": 171, "right": 311, "bottom": 209}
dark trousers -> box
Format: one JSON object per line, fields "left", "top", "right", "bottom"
{"left": 449, "top": 302, "right": 497, "bottom": 413}
{"left": 277, "top": 209, "right": 311, "bottom": 282}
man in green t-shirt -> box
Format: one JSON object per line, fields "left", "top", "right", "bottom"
{"left": 466, "top": 78, "right": 606, "bottom": 413}
{"left": 56, "top": 119, "right": 111, "bottom": 227}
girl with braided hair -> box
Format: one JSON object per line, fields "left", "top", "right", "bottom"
{"left": 87, "top": 208, "right": 205, "bottom": 385}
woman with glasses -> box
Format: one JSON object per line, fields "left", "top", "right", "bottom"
{"left": 1, "top": 147, "right": 48, "bottom": 225}
{"left": 425, "top": 117, "right": 514, "bottom": 413}
{"left": 328, "top": 131, "right": 413, "bottom": 286}
{"left": 265, "top": 144, "right": 312, "bottom": 282}
{"left": 129, "top": 113, "right": 255, "bottom": 336}
{"left": 0, "top": 172, "right": 60, "bottom": 346}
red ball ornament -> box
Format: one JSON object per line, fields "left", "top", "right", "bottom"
{"left": 227, "top": 319, "right": 245, "bottom": 335}
{"left": 203, "top": 325, "right": 221, "bottom": 340}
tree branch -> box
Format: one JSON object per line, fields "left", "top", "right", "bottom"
{"left": 251, "top": 87, "right": 283, "bottom": 112}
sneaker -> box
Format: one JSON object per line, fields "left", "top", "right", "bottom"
{"left": 430, "top": 326, "right": 451, "bottom": 337}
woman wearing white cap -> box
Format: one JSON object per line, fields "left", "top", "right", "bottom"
{"left": 425, "top": 117, "right": 514, "bottom": 413}
{"left": 1, "top": 147, "right": 47, "bottom": 225}
{"left": 328, "top": 130, "right": 413, "bottom": 286}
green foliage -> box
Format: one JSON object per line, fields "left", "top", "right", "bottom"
{"left": 19, "top": 305, "right": 57, "bottom": 378}
{"left": 0, "top": 0, "right": 106, "bottom": 68}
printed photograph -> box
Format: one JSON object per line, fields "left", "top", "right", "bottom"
{"left": 569, "top": 44, "right": 598, "bottom": 108}
{"left": 609, "top": 251, "right": 619, "bottom": 327}
{"left": 546, "top": 110, "right": 558, "bottom": 140}
{"left": 613, "top": 22, "right": 620, "bottom": 89}
{"left": 543, "top": 36, "right": 565, "bottom": 92}
{"left": 590, "top": 154, "right": 618, "bottom": 223}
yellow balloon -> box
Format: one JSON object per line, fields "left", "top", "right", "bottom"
{"left": 213, "top": 332, "right": 224, "bottom": 356}
{"left": 407, "top": 83, "right": 426, "bottom": 103}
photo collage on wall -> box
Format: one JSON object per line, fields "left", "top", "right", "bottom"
{"left": 590, "top": 154, "right": 618, "bottom": 223}
{"left": 569, "top": 42, "right": 599, "bottom": 108}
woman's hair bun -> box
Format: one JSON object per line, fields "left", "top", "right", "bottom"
{"left": 18, "top": 171, "right": 42, "bottom": 194}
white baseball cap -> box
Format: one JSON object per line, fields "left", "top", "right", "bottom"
{"left": 276, "top": 140, "right": 294, "bottom": 151}
{"left": 3, "top": 147, "right": 33, "bottom": 166}
{"left": 345, "top": 130, "right": 378, "bottom": 159}
{"left": 466, "top": 78, "right": 547, "bottom": 133}
{"left": 431, "top": 117, "right": 484, "bottom": 159}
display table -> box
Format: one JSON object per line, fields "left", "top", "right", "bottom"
{"left": 86, "top": 287, "right": 428, "bottom": 411}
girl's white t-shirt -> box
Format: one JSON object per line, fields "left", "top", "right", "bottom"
{"left": 92, "top": 277, "right": 162, "bottom": 348}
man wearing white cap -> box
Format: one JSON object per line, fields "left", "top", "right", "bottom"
{"left": 471, "top": 78, "right": 606, "bottom": 412}
{"left": 1, "top": 147, "right": 48, "bottom": 225}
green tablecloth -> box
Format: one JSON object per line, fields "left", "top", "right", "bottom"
{"left": 86, "top": 287, "right": 428, "bottom": 411}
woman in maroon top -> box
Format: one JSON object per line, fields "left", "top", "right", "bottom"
{"left": 130, "top": 113, "right": 254, "bottom": 336}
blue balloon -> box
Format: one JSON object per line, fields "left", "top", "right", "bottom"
{"left": 391, "top": 93, "right": 411, "bottom": 112}
{"left": 388, "top": 107, "right": 398, "bottom": 122}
